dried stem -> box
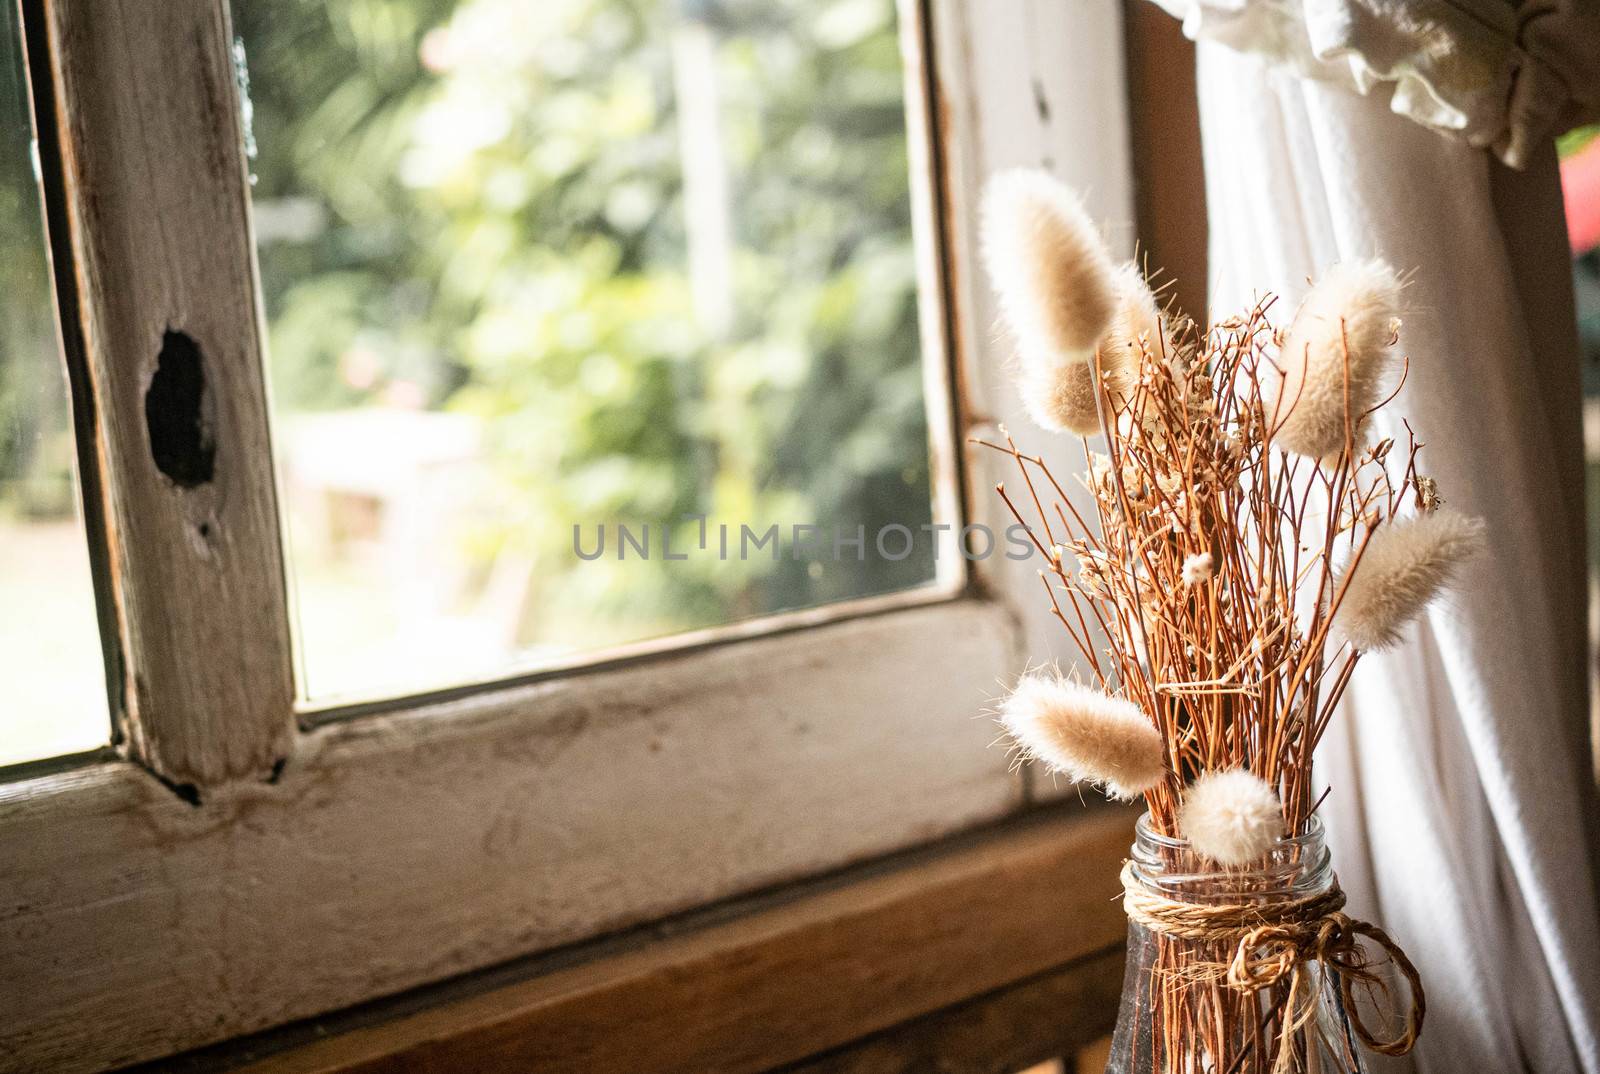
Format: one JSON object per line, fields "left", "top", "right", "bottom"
{"left": 982, "top": 300, "right": 1425, "bottom": 837}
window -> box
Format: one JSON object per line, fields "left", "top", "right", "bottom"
{"left": 0, "top": 3, "right": 106, "bottom": 766}
{"left": 235, "top": 0, "right": 944, "bottom": 702}
{"left": 0, "top": 1, "right": 1135, "bottom": 1069}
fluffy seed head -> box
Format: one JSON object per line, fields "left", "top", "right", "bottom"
{"left": 1101, "top": 263, "right": 1164, "bottom": 370}
{"left": 1271, "top": 260, "right": 1403, "bottom": 459}
{"left": 1181, "top": 552, "right": 1214, "bottom": 586}
{"left": 1178, "top": 769, "right": 1285, "bottom": 866}
{"left": 981, "top": 169, "right": 1117, "bottom": 366}
{"left": 998, "top": 673, "right": 1165, "bottom": 800}
{"left": 1017, "top": 358, "right": 1101, "bottom": 434}
{"left": 1013, "top": 264, "right": 1161, "bottom": 434}
{"left": 1334, "top": 507, "right": 1484, "bottom": 651}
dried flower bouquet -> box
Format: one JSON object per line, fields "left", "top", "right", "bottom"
{"left": 978, "top": 170, "right": 1478, "bottom": 1072}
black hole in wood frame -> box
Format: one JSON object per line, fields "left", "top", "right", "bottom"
{"left": 145, "top": 329, "right": 215, "bottom": 487}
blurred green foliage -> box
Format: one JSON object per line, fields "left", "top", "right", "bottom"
{"left": 0, "top": 6, "right": 76, "bottom": 520}
{"left": 1558, "top": 124, "right": 1599, "bottom": 159}
{"left": 236, "top": 0, "right": 936, "bottom": 649}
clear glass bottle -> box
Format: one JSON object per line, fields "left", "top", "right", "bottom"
{"left": 1106, "top": 813, "right": 1368, "bottom": 1074}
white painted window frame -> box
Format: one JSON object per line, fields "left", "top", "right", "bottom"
{"left": 0, "top": 1, "right": 1135, "bottom": 1070}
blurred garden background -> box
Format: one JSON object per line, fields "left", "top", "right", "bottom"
{"left": 237, "top": 0, "right": 937, "bottom": 701}
{"left": 1560, "top": 122, "right": 1600, "bottom": 771}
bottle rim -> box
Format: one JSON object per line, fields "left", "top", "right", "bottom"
{"left": 1132, "top": 809, "right": 1325, "bottom": 850}
{"left": 1127, "top": 810, "right": 1333, "bottom": 897}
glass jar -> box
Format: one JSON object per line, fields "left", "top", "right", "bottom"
{"left": 1105, "top": 812, "right": 1368, "bottom": 1074}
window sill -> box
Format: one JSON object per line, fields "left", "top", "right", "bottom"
{"left": 189, "top": 805, "right": 1134, "bottom": 1074}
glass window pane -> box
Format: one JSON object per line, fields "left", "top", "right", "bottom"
{"left": 237, "top": 0, "right": 940, "bottom": 702}
{"left": 0, "top": 7, "right": 109, "bottom": 765}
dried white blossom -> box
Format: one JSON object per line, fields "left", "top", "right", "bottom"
{"left": 1181, "top": 552, "right": 1214, "bottom": 586}
{"left": 1089, "top": 452, "right": 1113, "bottom": 487}
{"left": 998, "top": 673, "right": 1165, "bottom": 800}
{"left": 1271, "top": 260, "right": 1403, "bottom": 459}
{"left": 1178, "top": 769, "right": 1285, "bottom": 866}
{"left": 1077, "top": 549, "right": 1113, "bottom": 596}
{"left": 1333, "top": 508, "right": 1483, "bottom": 651}
{"left": 981, "top": 169, "right": 1117, "bottom": 367}
{"left": 1414, "top": 475, "right": 1442, "bottom": 512}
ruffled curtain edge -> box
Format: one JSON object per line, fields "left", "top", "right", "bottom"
{"left": 1147, "top": 0, "right": 1598, "bottom": 169}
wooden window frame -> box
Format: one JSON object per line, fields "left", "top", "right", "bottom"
{"left": 0, "top": 1, "right": 1139, "bottom": 1071}
{"left": 163, "top": 805, "right": 1135, "bottom": 1073}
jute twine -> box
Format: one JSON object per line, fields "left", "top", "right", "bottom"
{"left": 1119, "top": 860, "right": 1425, "bottom": 1058}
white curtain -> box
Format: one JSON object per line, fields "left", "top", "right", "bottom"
{"left": 1153, "top": 0, "right": 1600, "bottom": 168}
{"left": 1161, "top": 10, "right": 1600, "bottom": 1070}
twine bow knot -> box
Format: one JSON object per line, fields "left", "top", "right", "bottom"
{"left": 1120, "top": 861, "right": 1426, "bottom": 1058}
